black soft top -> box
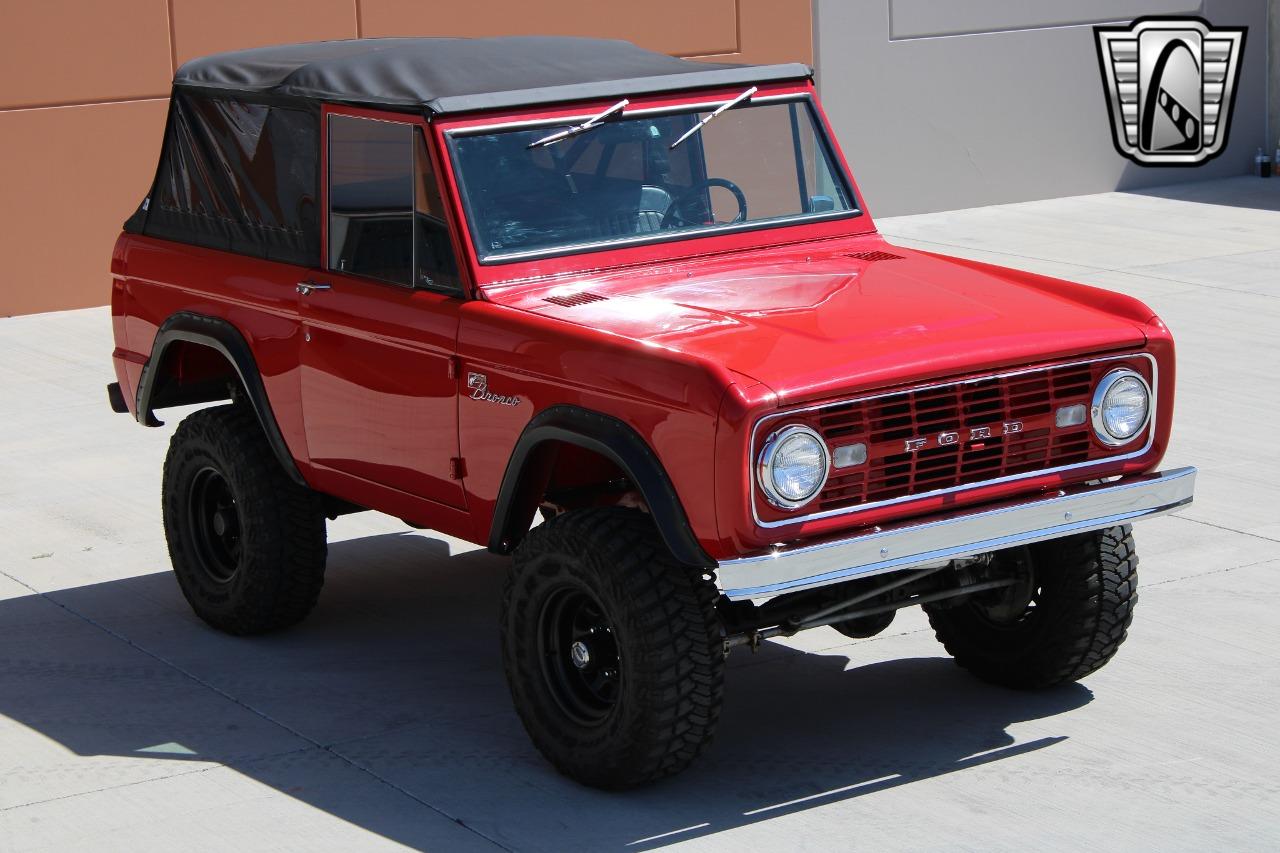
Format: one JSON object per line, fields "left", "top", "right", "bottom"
{"left": 174, "top": 36, "right": 812, "bottom": 114}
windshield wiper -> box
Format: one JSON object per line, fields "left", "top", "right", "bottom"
{"left": 527, "top": 99, "right": 629, "bottom": 148}
{"left": 669, "top": 86, "right": 757, "bottom": 150}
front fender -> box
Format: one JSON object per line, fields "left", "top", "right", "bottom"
{"left": 488, "top": 405, "right": 713, "bottom": 568}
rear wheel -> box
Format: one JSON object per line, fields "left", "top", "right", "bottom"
{"left": 501, "top": 507, "right": 724, "bottom": 788}
{"left": 924, "top": 526, "right": 1138, "bottom": 689}
{"left": 163, "top": 404, "right": 327, "bottom": 635}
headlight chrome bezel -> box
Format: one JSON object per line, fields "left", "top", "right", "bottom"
{"left": 757, "top": 424, "right": 831, "bottom": 510}
{"left": 1091, "top": 368, "right": 1152, "bottom": 447}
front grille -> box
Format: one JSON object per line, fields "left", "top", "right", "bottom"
{"left": 758, "top": 356, "right": 1152, "bottom": 520}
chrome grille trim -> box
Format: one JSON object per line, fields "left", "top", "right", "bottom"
{"left": 750, "top": 352, "right": 1158, "bottom": 529}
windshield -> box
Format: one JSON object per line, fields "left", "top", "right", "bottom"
{"left": 448, "top": 98, "right": 856, "bottom": 262}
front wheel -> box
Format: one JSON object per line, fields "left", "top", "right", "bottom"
{"left": 924, "top": 526, "right": 1138, "bottom": 689}
{"left": 501, "top": 508, "right": 725, "bottom": 788}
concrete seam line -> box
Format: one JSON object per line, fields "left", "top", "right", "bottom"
{"left": 0, "top": 745, "right": 313, "bottom": 813}
{"left": 1137, "top": 555, "right": 1280, "bottom": 590}
{"left": 1136, "top": 613, "right": 1277, "bottom": 659}
{"left": 1099, "top": 269, "right": 1280, "bottom": 301}
{"left": 321, "top": 711, "right": 509, "bottom": 751}
{"left": 880, "top": 234, "right": 1280, "bottom": 302}
{"left": 0, "top": 567, "right": 514, "bottom": 853}
{"left": 1170, "top": 514, "right": 1280, "bottom": 546}
{"left": 1, "top": 765, "right": 215, "bottom": 814}
{"left": 880, "top": 231, "right": 1277, "bottom": 268}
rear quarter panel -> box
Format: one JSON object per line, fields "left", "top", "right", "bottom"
{"left": 110, "top": 235, "right": 310, "bottom": 466}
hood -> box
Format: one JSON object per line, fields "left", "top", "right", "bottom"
{"left": 484, "top": 240, "right": 1150, "bottom": 404}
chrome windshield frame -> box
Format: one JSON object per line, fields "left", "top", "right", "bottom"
{"left": 443, "top": 93, "right": 862, "bottom": 265}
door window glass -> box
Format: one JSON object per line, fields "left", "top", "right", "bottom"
{"left": 329, "top": 116, "right": 414, "bottom": 285}
{"left": 328, "top": 114, "right": 460, "bottom": 291}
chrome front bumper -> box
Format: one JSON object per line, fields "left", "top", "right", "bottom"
{"left": 717, "top": 467, "right": 1196, "bottom": 600}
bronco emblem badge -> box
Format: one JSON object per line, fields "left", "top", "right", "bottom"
{"left": 467, "top": 372, "right": 521, "bottom": 407}
{"left": 1094, "top": 17, "right": 1246, "bottom": 166}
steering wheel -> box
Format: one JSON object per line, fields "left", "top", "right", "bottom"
{"left": 661, "top": 178, "right": 748, "bottom": 228}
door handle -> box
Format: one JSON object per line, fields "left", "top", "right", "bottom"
{"left": 297, "top": 281, "right": 332, "bottom": 296}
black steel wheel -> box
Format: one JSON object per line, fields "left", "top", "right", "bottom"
{"left": 536, "top": 585, "right": 621, "bottom": 725}
{"left": 163, "top": 404, "right": 327, "bottom": 635}
{"left": 501, "top": 507, "right": 724, "bottom": 789}
{"left": 924, "top": 527, "right": 1138, "bottom": 689}
{"left": 185, "top": 466, "right": 242, "bottom": 584}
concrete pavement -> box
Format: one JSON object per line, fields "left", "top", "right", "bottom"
{"left": 1, "top": 176, "right": 1278, "bottom": 851}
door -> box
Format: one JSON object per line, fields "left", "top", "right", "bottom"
{"left": 298, "top": 109, "right": 467, "bottom": 509}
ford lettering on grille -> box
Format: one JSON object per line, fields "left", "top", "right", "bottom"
{"left": 904, "top": 421, "right": 1022, "bottom": 453}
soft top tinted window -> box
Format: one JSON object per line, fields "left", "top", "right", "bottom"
{"left": 128, "top": 91, "right": 319, "bottom": 266}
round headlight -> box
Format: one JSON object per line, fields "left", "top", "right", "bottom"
{"left": 758, "top": 424, "right": 830, "bottom": 509}
{"left": 1091, "top": 368, "right": 1152, "bottom": 446}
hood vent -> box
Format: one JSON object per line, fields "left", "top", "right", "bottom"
{"left": 544, "top": 292, "right": 608, "bottom": 307}
{"left": 845, "top": 250, "right": 904, "bottom": 262}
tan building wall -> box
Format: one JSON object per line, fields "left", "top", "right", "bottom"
{"left": 0, "top": 0, "right": 812, "bottom": 317}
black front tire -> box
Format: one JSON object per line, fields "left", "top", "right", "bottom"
{"left": 501, "top": 508, "right": 725, "bottom": 789}
{"left": 925, "top": 526, "right": 1138, "bottom": 689}
{"left": 163, "top": 404, "right": 327, "bottom": 635}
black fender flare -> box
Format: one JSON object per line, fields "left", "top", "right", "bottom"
{"left": 136, "top": 311, "right": 306, "bottom": 486}
{"left": 489, "top": 405, "right": 714, "bottom": 568}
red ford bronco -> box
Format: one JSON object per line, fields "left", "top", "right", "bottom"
{"left": 108, "top": 37, "right": 1196, "bottom": 788}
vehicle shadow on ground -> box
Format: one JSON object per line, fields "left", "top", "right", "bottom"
{"left": 0, "top": 530, "right": 1091, "bottom": 850}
